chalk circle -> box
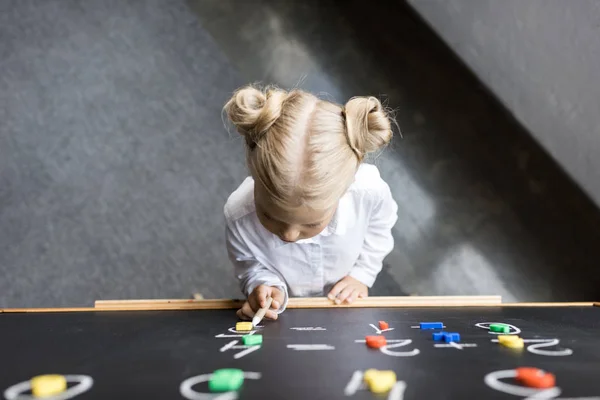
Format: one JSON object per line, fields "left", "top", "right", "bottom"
{"left": 4, "top": 375, "right": 93, "bottom": 400}
{"left": 380, "top": 340, "right": 420, "bottom": 357}
{"left": 475, "top": 322, "right": 522, "bottom": 335}
{"left": 180, "top": 372, "right": 261, "bottom": 400}
{"left": 484, "top": 369, "right": 560, "bottom": 399}
{"left": 228, "top": 327, "right": 256, "bottom": 335}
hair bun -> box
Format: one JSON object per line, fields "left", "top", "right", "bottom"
{"left": 343, "top": 96, "right": 392, "bottom": 159}
{"left": 224, "top": 85, "right": 288, "bottom": 145}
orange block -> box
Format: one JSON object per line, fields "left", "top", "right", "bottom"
{"left": 379, "top": 321, "right": 389, "bottom": 330}
{"left": 365, "top": 335, "right": 387, "bottom": 348}
{"left": 516, "top": 367, "right": 556, "bottom": 389}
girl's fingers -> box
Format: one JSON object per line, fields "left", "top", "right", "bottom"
{"left": 237, "top": 302, "right": 255, "bottom": 320}
{"left": 265, "top": 310, "right": 278, "bottom": 320}
{"left": 328, "top": 281, "right": 347, "bottom": 301}
{"left": 270, "top": 287, "right": 285, "bottom": 310}
{"left": 255, "top": 285, "right": 271, "bottom": 309}
{"left": 236, "top": 308, "right": 251, "bottom": 320}
{"left": 346, "top": 289, "right": 360, "bottom": 304}
{"left": 337, "top": 285, "right": 355, "bottom": 304}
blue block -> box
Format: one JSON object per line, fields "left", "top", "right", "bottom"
{"left": 420, "top": 322, "right": 444, "bottom": 330}
{"left": 444, "top": 333, "right": 460, "bottom": 343}
{"left": 432, "top": 332, "right": 448, "bottom": 341}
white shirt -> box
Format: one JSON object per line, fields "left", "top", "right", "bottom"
{"left": 224, "top": 164, "right": 398, "bottom": 311}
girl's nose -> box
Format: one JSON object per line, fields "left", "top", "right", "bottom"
{"left": 280, "top": 228, "right": 300, "bottom": 243}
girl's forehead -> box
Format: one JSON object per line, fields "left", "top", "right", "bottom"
{"left": 255, "top": 184, "right": 334, "bottom": 225}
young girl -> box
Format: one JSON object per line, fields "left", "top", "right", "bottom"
{"left": 224, "top": 85, "right": 398, "bottom": 321}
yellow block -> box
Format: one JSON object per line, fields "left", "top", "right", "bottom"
{"left": 498, "top": 335, "right": 518, "bottom": 343}
{"left": 236, "top": 322, "right": 253, "bottom": 331}
{"left": 498, "top": 335, "right": 524, "bottom": 349}
{"left": 31, "top": 375, "right": 67, "bottom": 398}
{"left": 363, "top": 369, "right": 397, "bottom": 394}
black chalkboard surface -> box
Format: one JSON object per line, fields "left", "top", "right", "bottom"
{"left": 1, "top": 306, "right": 599, "bottom": 399}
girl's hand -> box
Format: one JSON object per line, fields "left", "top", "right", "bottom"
{"left": 237, "top": 285, "right": 285, "bottom": 321}
{"left": 327, "top": 276, "right": 368, "bottom": 305}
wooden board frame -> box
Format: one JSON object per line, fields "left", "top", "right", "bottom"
{"left": 0, "top": 296, "right": 596, "bottom": 313}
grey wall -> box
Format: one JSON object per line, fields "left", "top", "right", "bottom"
{"left": 408, "top": 0, "right": 600, "bottom": 207}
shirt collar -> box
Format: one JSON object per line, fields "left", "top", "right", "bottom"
{"left": 268, "top": 193, "right": 354, "bottom": 248}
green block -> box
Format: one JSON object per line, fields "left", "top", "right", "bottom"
{"left": 242, "top": 334, "right": 263, "bottom": 346}
{"left": 209, "top": 369, "right": 244, "bottom": 392}
{"left": 490, "top": 323, "right": 510, "bottom": 333}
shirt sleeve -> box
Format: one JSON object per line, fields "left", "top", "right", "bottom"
{"left": 225, "top": 222, "right": 289, "bottom": 312}
{"left": 349, "top": 182, "right": 398, "bottom": 287}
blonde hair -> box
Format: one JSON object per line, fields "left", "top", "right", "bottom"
{"left": 224, "top": 85, "right": 393, "bottom": 211}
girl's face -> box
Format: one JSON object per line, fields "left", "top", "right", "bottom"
{"left": 254, "top": 182, "right": 336, "bottom": 243}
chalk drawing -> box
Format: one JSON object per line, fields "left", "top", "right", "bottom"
{"left": 290, "top": 327, "right": 326, "bottom": 331}
{"left": 4, "top": 375, "right": 93, "bottom": 400}
{"left": 475, "top": 322, "right": 521, "bottom": 335}
{"left": 180, "top": 372, "right": 261, "bottom": 400}
{"left": 484, "top": 369, "right": 560, "bottom": 399}
{"left": 344, "top": 371, "right": 364, "bottom": 396}
{"left": 388, "top": 381, "right": 407, "bottom": 400}
{"left": 287, "top": 344, "right": 335, "bottom": 351}
{"left": 233, "top": 346, "right": 260, "bottom": 359}
{"left": 379, "top": 340, "right": 420, "bottom": 357}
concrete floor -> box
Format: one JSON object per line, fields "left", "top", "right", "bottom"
{"left": 1, "top": 0, "right": 599, "bottom": 307}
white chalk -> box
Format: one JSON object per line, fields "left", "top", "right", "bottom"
{"left": 252, "top": 296, "right": 273, "bottom": 327}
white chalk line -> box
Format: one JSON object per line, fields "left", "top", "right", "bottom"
{"left": 215, "top": 334, "right": 250, "bottom": 338}
{"left": 290, "top": 327, "right": 326, "bottom": 331}
{"left": 287, "top": 344, "right": 335, "bottom": 351}
{"left": 344, "top": 371, "right": 364, "bottom": 396}
{"left": 527, "top": 339, "right": 573, "bottom": 356}
{"left": 233, "top": 346, "right": 261, "bottom": 359}
{"left": 434, "top": 343, "right": 477, "bottom": 349}
{"left": 180, "top": 372, "right": 261, "bottom": 400}
{"left": 369, "top": 324, "right": 383, "bottom": 334}
{"left": 228, "top": 327, "right": 256, "bottom": 335}
{"left": 220, "top": 340, "right": 238, "bottom": 352}
{"left": 449, "top": 342, "right": 463, "bottom": 350}
{"left": 491, "top": 339, "right": 554, "bottom": 343}
{"left": 355, "top": 339, "right": 405, "bottom": 343}
{"left": 411, "top": 325, "right": 446, "bottom": 329}
{"left": 380, "top": 340, "right": 420, "bottom": 357}
{"left": 546, "top": 398, "right": 600, "bottom": 400}
{"left": 475, "top": 322, "right": 522, "bottom": 335}
{"left": 484, "top": 369, "right": 561, "bottom": 398}
{"left": 388, "top": 381, "right": 407, "bottom": 400}
{"left": 4, "top": 375, "right": 94, "bottom": 400}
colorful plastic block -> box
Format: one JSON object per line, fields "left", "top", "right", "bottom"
{"left": 236, "top": 322, "right": 253, "bottom": 331}
{"left": 31, "top": 375, "right": 67, "bottom": 398}
{"left": 432, "top": 331, "right": 448, "bottom": 341}
{"left": 516, "top": 367, "right": 555, "bottom": 389}
{"left": 498, "top": 335, "right": 524, "bottom": 349}
{"left": 443, "top": 333, "right": 460, "bottom": 343}
{"left": 420, "top": 322, "right": 443, "bottom": 329}
{"left": 242, "top": 334, "right": 263, "bottom": 346}
{"left": 489, "top": 323, "right": 510, "bottom": 333}
{"left": 209, "top": 369, "right": 244, "bottom": 392}
{"left": 365, "top": 335, "right": 387, "bottom": 348}
{"left": 379, "top": 321, "right": 389, "bottom": 330}
{"left": 363, "top": 369, "right": 397, "bottom": 393}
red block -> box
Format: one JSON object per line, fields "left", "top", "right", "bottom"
{"left": 516, "top": 367, "right": 556, "bottom": 389}
{"left": 379, "top": 321, "right": 389, "bottom": 330}
{"left": 365, "top": 335, "right": 387, "bottom": 348}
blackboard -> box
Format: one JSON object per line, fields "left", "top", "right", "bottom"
{"left": 1, "top": 306, "right": 599, "bottom": 399}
